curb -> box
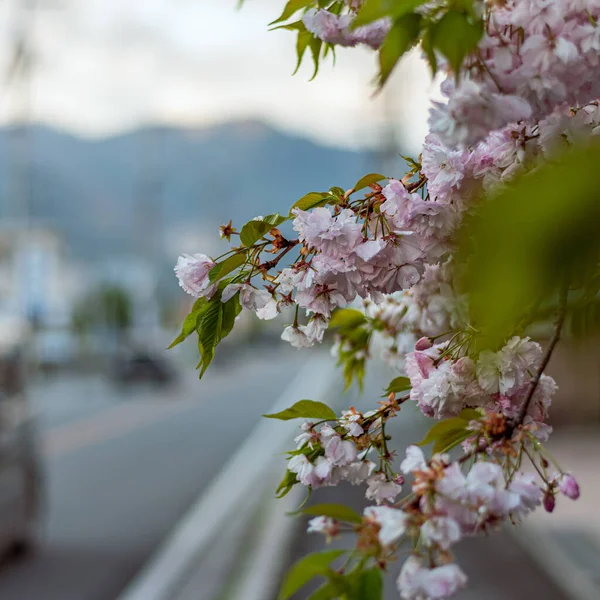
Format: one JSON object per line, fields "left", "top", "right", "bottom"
{"left": 118, "top": 353, "right": 338, "bottom": 600}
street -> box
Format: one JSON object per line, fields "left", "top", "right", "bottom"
{"left": 0, "top": 346, "right": 302, "bottom": 600}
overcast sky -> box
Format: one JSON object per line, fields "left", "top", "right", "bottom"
{"left": 0, "top": 0, "right": 439, "bottom": 152}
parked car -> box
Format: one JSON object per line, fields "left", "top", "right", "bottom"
{"left": 0, "top": 319, "right": 44, "bottom": 556}
{"left": 110, "top": 350, "right": 176, "bottom": 387}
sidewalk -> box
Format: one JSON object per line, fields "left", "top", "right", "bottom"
{"left": 513, "top": 426, "right": 600, "bottom": 600}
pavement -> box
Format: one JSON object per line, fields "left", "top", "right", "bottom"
{"left": 0, "top": 345, "right": 303, "bottom": 600}
{"left": 512, "top": 426, "right": 600, "bottom": 600}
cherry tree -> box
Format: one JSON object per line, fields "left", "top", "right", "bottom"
{"left": 171, "top": 0, "right": 600, "bottom": 597}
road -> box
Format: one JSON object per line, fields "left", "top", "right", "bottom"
{"left": 0, "top": 346, "right": 302, "bottom": 600}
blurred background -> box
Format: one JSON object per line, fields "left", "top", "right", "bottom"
{"left": 0, "top": 1, "right": 595, "bottom": 600}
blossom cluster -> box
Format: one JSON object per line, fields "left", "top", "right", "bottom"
{"left": 308, "top": 443, "right": 579, "bottom": 599}
{"left": 302, "top": 8, "right": 391, "bottom": 50}
{"left": 431, "top": 0, "right": 600, "bottom": 147}
{"left": 288, "top": 399, "right": 405, "bottom": 503}
{"left": 172, "top": 0, "right": 590, "bottom": 597}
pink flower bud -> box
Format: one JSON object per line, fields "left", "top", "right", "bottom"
{"left": 415, "top": 337, "right": 433, "bottom": 351}
{"left": 559, "top": 474, "right": 580, "bottom": 500}
{"left": 543, "top": 491, "right": 555, "bottom": 513}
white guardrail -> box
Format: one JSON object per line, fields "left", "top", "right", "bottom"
{"left": 118, "top": 353, "right": 338, "bottom": 600}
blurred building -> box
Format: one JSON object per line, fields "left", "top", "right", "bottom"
{"left": 0, "top": 223, "right": 80, "bottom": 327}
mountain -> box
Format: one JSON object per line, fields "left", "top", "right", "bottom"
{"left": 0, "top": 120, "right": 390, "bottom": 264}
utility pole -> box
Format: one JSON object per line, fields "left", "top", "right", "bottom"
{"left": 6, "top": 0, "right": 36, "bottom": 226}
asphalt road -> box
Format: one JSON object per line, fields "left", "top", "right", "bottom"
{"left": 0, "top": 346, "right": 302, "bottom": 600}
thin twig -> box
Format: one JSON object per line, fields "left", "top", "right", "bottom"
{"left": 514, "top": 282, "right": 569, "bottom": 426}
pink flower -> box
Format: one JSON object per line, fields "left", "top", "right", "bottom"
{"left": 400, "top": 445, "right": 427, "bottom": 474}
{"left": 281, "top": 325, "right": 312, "bottom": 348}
{"left": 292, "top": 207, "right": 362, "bottom": 259}
{"left": 365, "top": 473, "right": 402, "bottom": 504}
{"left": 543, "top": 491, "right": 556, "bottom": 513}
{"left": 307, "top": 516, "right": 336, "bottom": 535}
{"left": 302, "top": 9, "right": 390, "bottom": 49}
{"left": 415, "top": 336, "right": 433, "bottom": 351}
{"left": 421, "top": 516, "right": 462, "bottom": 550}
{"left": 397, "top": 556, "right": 467, "bottom": 600}
{"left": 559, "top": 473, "right": 580, "bottom": 500}
{"left": 174, "top": 253, "right": 217, "bottom": 299}
{"left": 302, "top": 9, "right": 357, "bottom": 46}
{"left": 508, "top": 473, "right": 543, "bottom": 516}
{"left": 421, "top": 135, "right": 467, "bottom": 199}
{"left": 324, "top": 436, "right": 357, "bottom": 467}
{"left": 364, "top": 505, "right": 408, "bottom": 546}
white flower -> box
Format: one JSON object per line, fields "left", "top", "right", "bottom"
{"left": 365, "top": 473, "right": 402, "bottom": 504}
{"left": 281, "top": 325, "right": 312, "bottom": 348}
{"left": 294, "top": 422, "right": 314, "bottom": 449}
{"left": 421, "top": 516, "right": 462, "bottom": 550}
{"left": 508, "top": 473, "right": 542, "bottom": 517}
{"left": 340, "top": 410, "right": 364, "bottom": 437}
{"left": 398, "top": 556, "right": 467, "bottom": 600}
{"left": 305, "top": 315, "right": 329, "bottom": 343}
{"left": 401, "top": 445, "right": 427, "bottom": 474}
{"left": 337, "top": 460, "right": 374, "bottom": 485}
{"left": 364, "top": 506, "right": 408, "bottom": 546}
{"left": 325, "top": 436, "right": 357, "bottom": 467}
{"left": 174, "top": 253, "right": 217, "bottom": 299}
{"left": 256, "top": 297, "right": 279, "bottom": 320}
{"left": 307, "top": 516, "right": 335, "bottom": 534}
{"left": 288, "top": 455, "right": 315, "bottom": 486}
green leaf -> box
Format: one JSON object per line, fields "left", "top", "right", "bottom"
{"left": 290, "top": 191, "right": 330, "bottom": 213}
{"left": 294, "top": 29, "right": 313, "bottom": 74}
{"left": 433, "top": 428, "right": 472, "bottom": 454}
{"left": 345, "top": 569, "right": 384, "bottom": 600}
{"left": 239, "top": 214, "right": 286, "bottom": 247}
{"left": 220, "top": 295, "right": 242, "bottom": 341}
{"left": 168, "top": 297, "right": 209, "bottom": 349}
{"left": 353, "top": 173, "right": 387, "bottom": 192}
{"left": 421, "top": 25, "right": 438, "bottom": 75}
{"left": 264, "top": 399, "right": 337, "bottom": 421}
{"left": 270, "top": 0, "right": 315, "bottom": 25}
{"left": 169, "top": 310, "right": 201, "bottom": 349}
{"left": 278, "top": 550, "right": 346, "bottom": 600}
{"left": 384, "top": 376, "right": 411, "bottom": 394}
{"left": 276, "top": 469, "right": 299, "bottom": 499}
{"left": 329, "top": 308, "right": 367, "bottom": 330}
{"left": 307, "top": 583, "right": 337, "bottom": 600}
{"left": 196, "top": 297, "right": 224, "bottom": 377}
{"left": 239, "top": 220, "right": 272, "bottom": 247}
{"left": 301, "top": 503, "right": 362, "bottom": 524}
{"left": 458, "top": 408, "right": 483, "bottom": 422}
{"left": 431, "top": 10, "right": 482, "bottom": 74}
{"left": 209, "top": 252, "right": 247, "bottom": 282}
{"left": 417, "top": 417, "right": 469, "bottom": 448}
{"left": 309, "top": 36, "right": 323, "bottom": 80}
{"left": 264, "top": 212, "right": 289, "bottom": 226}
{"left": 378, "top": 14, "right": 422, "bottom": 86}
{"left": 354, "top": 0, "right": 427, "bottom": 26}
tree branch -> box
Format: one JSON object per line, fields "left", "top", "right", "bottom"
{"left": 514, "top": 282, "right": 569, "bottom": 426}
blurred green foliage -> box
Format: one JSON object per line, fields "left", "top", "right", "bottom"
{"left": 460, "top": 142, "right": 600, "bottom": 349}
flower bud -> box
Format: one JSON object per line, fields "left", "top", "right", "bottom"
{"left": 415, "top": 337, "right": 433, "bottom": 351}
{"left": 559, "top": 474, "right": 580, "bottom": 500}
{"left": 543, "top": 491, "right": 555, "bottom": 513}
